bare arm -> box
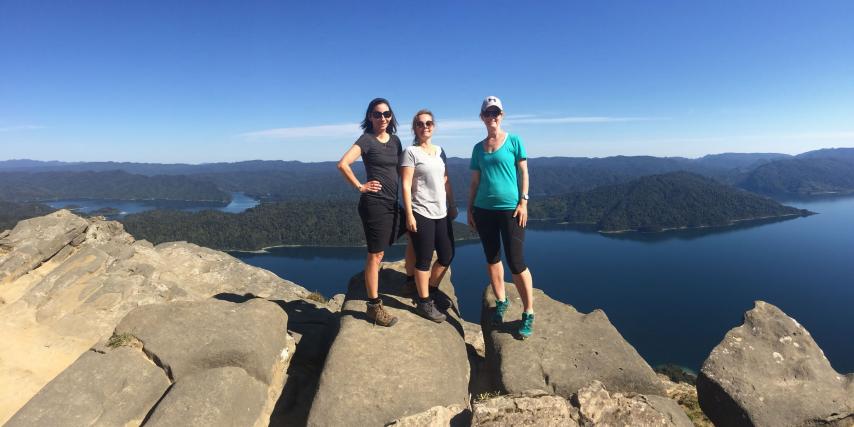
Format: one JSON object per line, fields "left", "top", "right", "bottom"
{"left": 337, "top": 144, "right": 381, "bottom": 194}
{"left": 401, "top": 166, "right": 417, "bottom": 232}
{"left": 467, "top": 170, "right": 480, "bottom": 229}
{"left": 513, "top": 159, "right": 529, "bottom": 227}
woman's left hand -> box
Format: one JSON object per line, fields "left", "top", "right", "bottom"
{"left": 513, "top": 203, "right": 528, "bottom": 228}
{"left": 448, "top": 205, "right": 458, "bottom": 220}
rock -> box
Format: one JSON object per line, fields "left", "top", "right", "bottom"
{"left": 471, "top": 390, "right": 579, "bottom": 427}
{"left": 8, "top": 298, "right": 295, "bottom": 427}
{"left": 307, "top": 260, "right": 470, "bottom": 427}
{"left": 114, "top": 298, "right": 289, "bottom": 385}
{"left": 327, "top": 293, "right": 345, "bottom": 313}
{"left": 6, "top": 347, "right": 171, "bottom": 427}
{"left": 0, "top": 212, "right": 312, "bottom": 423}
{"left": 697, "top": 300, "right": 854, "bottom": 427}
{"left": 144, "top": 367, "right": 269, "bottom": 427}
{"left": 385, "top": 404, "right": 468, "bottom": 427}
{"left": 575, "top": 380, "right": 693, "bottom": 426}
{"left": 462, "top": 319, "right": 485, "bottom": 358}
{"left": 480, "top": 285, "right": 665, "bottom": 398}
{"left": 0, "top": 210, "right": 88, "bottom": 285}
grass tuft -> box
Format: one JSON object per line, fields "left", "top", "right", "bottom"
{"left": 107, "top": 332, "right": 135, "bottom": 348}
{"left": 306, "top": 290, "right": 327, "bottom": 304}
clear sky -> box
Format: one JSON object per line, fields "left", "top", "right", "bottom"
{"left": 2, "top": 1, "right": 853, "bottom": 163}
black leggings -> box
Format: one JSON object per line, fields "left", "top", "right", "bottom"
{"left": 473, "top": 207, "right": 528, "bottom": 275}
{"left": 409, "top": 212, "right": 455, "bottom": 272}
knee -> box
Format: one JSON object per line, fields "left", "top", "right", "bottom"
{"left": 509, "top": 262, "right": 527, "bottom": 275}
{"left": 437, "top": 251, "right": 454, "bottom": 268}
{"left": 368, "top": 251, "right": 384, "bottom": 265}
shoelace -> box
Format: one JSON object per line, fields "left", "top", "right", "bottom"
{"left": 523, "top": 315, "right": 534, "bottom": 329}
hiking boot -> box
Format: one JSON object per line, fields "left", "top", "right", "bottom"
{"left": 518, "top": 312, "right": 535, "bottom": 339}
{"left": 492, "top": 298, "right": 510, "bottom": 326}
{"left": 366, "top": 300, "right": 398, "bottom": 327}
{"left": 416, "top": 299, "right": 447, "bottom": 323}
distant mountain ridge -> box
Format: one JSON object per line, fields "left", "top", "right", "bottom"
{"left": 0, "top": 170, "right": 229, "bottom": 203}
{"left": 3, "top": 147, "right": 853, "bottom": 201}
{"left": 528, "top": 171, "right": 810, "bottom": 232}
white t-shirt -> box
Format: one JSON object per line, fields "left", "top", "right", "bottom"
{"left": 401, "top": 144, "right": 448, "bottom": 219}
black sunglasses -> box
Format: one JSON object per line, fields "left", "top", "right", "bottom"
{"left": 371, "top": 111, "right": 392, "bottom": 119}
{"left": 482, "top": 109, "right": 501, "bottom": 118}
{"left": 415, "top": 120, "right": 434, "bottom": 128}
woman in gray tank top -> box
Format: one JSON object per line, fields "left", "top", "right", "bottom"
{"left": 401, "top": 109, "right": 457, "bottom": 323}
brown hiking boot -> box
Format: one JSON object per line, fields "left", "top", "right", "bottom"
{"left": 366, "top": 300, "right": 398, "bottom": 327}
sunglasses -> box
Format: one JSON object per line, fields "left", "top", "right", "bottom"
{"left": 415, "top": 120, "right": 434, "bottom": 129}
{"left": 482, "top": 109, "right": 501, "bottom": 118}
{"left": 371, "top": 111, "right": 393, "bottom": 119}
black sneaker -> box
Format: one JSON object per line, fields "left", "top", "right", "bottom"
{"left": 430, "top": 287, "right": 452, "bottom": 311}
{"left": 416, "top": 299, "right": 446, "bottom": 323}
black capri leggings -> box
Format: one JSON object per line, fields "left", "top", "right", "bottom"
{"left": 472, "top": 206, "right": 528, "bottom": 275}
{"left": 409, "top": 212, "right": 455, "bottom": 272}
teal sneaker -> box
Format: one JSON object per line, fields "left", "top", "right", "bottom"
{"left": 492, "top": 298, "right": 510, "bottom": 326}
{"left": 518, "top": 312, "right": 535, "bottom": 339}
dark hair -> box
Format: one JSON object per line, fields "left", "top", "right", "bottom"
{"left": 360, "top": 98, "right": 398, "bottom": 135}
{"left": 411, "top": 109, "right": 435, "bottom": 145}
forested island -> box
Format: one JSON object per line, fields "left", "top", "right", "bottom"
{"left": 527, "top": 172, "right": 812, "bottom": 232}
{"left": 120, "top": 201, "right": 478, "bottom": 251}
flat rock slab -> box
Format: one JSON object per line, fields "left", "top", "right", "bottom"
{"left": 145, "top": 366, "right": 269, "bottom": 427}
{"left": 698, "top": 300, "right": 854, "bottom": 427}
{"left": 481, "top": 285, "right": 665, "bottom": 398}
{"left": 115, "top": 298, "right": 289, "bottom": 385}
{"left": 6, "top": 347, "right": 171, "bottom": 427}
{"left": 308, "top": 260, "right": 470, "bottom": 427}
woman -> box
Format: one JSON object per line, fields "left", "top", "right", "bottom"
{"left": 467, "top": 96, "right": 535, "bottom": 339}
{"left": 401, "top": 109, "right": 457, "bottom": 323}
{"left": 337, "top": 98, "right": 414, "bottom": 327}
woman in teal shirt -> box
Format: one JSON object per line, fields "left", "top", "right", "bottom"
{"left": 467, "top": 96, "right": 535, "bottom": 339}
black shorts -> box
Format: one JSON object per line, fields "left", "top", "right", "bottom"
{"left": 473, "top": 206, "right": 528, "bottom": 275}
{"left": 358, "top": 196, "right": 406, "bottom": 253}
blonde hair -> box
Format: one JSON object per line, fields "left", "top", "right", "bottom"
{"left": 411, "top": 109, "right": 435, "bottom": 145}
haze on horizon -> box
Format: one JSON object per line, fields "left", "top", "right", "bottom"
{"left": 2, "top": 1, "right": 853, "bottom": 163}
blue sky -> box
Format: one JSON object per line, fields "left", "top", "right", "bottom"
{"left": 2, "top": 1, "right": 853, "bottom": 163}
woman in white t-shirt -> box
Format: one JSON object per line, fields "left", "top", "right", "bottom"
{"left": 400, "top": 109, "right": 457, "bottom": 323}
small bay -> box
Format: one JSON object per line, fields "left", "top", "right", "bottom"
{"left": 234, "top": 196, "right": 854, "bottom": 373}
{"left": 46, "top": 192, "right": 259, "bottom": 216}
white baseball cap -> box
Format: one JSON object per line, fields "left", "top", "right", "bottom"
{"left": 481, "top": 96, "right": 503, "bottom": 112}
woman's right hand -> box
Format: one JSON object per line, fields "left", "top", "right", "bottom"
{"left": 406, "top": 214, "right": 417, "bottom": 233}
{"left": 360, "top": 180, "right": 382, "bottom": 193}
{"left": 467, "top": 209, "right": 476, "bottom": 231}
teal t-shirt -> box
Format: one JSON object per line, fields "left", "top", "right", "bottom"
{"left": 470, "top": 133, "right": 528, "bottom": 210}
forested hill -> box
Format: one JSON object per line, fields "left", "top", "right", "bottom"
{"left": 0, "top": 170, "right": 230, "bottom": 203}
{"left": 737, "top": 149, "right": 854, "bottom": 196}
{"left": 120, "top": 201, "right": 477, "bottom": 251}
{"left": 528, "top": 172, "right": 811, "bottom": 232}
{"left": 0, "top": 201, "right": 55, "bottom": 231}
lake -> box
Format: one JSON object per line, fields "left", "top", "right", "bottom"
{"left": 234, "top": 197, "right": 854, "bottom": 373}
{"left": 46, "top": 192, "right": 259, "bottom": 216}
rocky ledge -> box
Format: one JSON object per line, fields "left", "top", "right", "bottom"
{"left": 2, "top": 211, "right": 852, "bottom": 426}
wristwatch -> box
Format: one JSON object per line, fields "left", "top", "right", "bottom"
{"left": 521, "top": 193, "right": 529, "bottom": 200}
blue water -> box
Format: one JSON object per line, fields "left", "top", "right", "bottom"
{"left": 234, "top": 197, "right": 854, "bottom": 373}
{"left": 46, "top": 192, "right": 259, "bottom": 216}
